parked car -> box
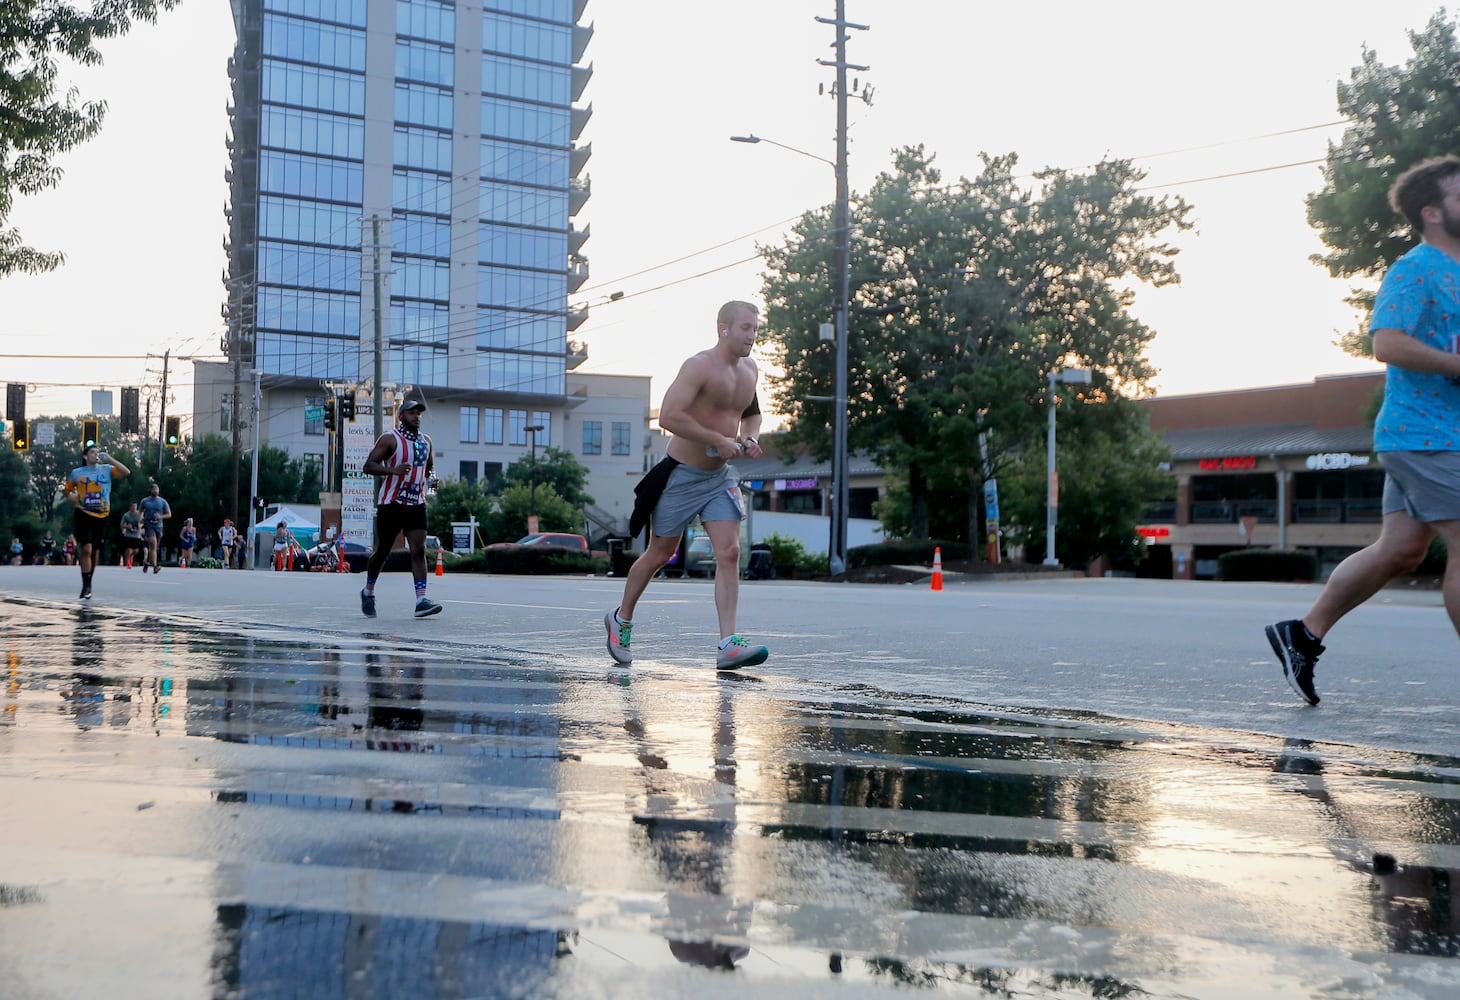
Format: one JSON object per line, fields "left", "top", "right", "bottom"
{"left": 484, "top": 532, "right": 589, "bottom": 554}
{"left": 684, "top": 534, "right": 716, "bottom": 577}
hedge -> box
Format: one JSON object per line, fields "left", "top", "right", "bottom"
{"left": 847, "top": 539, "right": 969, "bottom": 569}
{"left": 1216, "top": 547, "right": 1319, "bottom": 582}
{"left": 450, "top": 547, "right": 606, "bottom": 575}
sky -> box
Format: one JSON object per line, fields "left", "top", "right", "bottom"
{"left": 4, "top": 0, "right": 1449, "bottom": 427}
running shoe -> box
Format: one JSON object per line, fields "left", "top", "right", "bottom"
{"left": 152, "top": 564, "right": 160, "bottom": 574}
{"left": 1266, "top": 619, "right": 1322, "bottom": 706}
{"left": 414, "top": 598, "right": 443, "bottom": 618}
{"left": 716, "top": 635, "right": 769, "bottom": 671}
{"left": 79, "top": 586, "right": 91, "bottom": 600}
{"left": 360, "top": 589, "right": 376, "bottom": 618}
{"left": 605, "top": 609, "right": 633, "bottom": 664}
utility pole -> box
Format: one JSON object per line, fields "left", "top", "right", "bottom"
{"left": 370, "top": 215, "right": 386, "bottom": 439}
{"left": 154, "top": 349, "right": 170, "bottom": 480}
{"left": 247, "top": 368, "right": 262, "bottom": 569}
{"left": 815, "top": 1, "right": 868, "bottom": 576}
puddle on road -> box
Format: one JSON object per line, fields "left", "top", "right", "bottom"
{"left": 3, "top": 599, "right": 1460, "bottom": 998}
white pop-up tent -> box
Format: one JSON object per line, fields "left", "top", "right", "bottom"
{"left": 252, "top": 506, "right": 320, "bottom": 547}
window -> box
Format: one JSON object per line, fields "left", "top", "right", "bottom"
{"left": 483, "top": 407, "right": 503, "bottom": 444}
{"left": 302, "top": 453, "right": 325, "bottom": 487}
{"left": 582, "top": 420, "right": 602, "bottom": 455}
{"left": 533, "top": 411, "right": 551, "bottom": 447}
{"left": 507, "top": 409, "right": 527, "bottom": 445}
{"left": 305, "top": 395, "right": 324, "bottom": 435}
{"left": 459, "top": 460, "right": 477, "bottom": 484}
{"left": 483, "top": 461, "right": 503, "bottom": 493}
{"left": 611, "top": 421, "right": 631, "bottom": 456}
{"left": 459, "top": 406, "right": 479, "bottom": 442}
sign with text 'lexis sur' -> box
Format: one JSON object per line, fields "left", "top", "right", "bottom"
{"left": 1198, "top": 456, "right": 1256, "bottom": 471}
{"left": 341, "top": 420, "right": 377, "bottom": 546}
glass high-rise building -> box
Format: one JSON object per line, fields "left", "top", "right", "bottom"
{"left": 223, "top": 0, "right": 591, "bottom": 400}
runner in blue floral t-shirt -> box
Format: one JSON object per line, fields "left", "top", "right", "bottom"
{"left": 1267, "top": 155, "right": 1460, "bottom": 705}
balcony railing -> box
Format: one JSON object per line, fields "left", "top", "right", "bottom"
{"left": 1187, "top": 499, "right": 1385, "bottom": 525}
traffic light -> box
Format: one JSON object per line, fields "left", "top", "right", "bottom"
{"left": 6, "top": 383, "right": 23, "bottom": 423}
{"left": 11, "top": 419, "right": 28, "bottom": 452}
{"left": 82, "top": 420, "right": 99, "bottom": 450}
{"left": 120, "top": 387, "right": 140, "bottom": 434}
{"left": 164, "top": 415, "right": 181, "bottom": 448}
{"left": 323, "top": 396, "right": 338, "bottom": 433}
{"left": 340, "top": 388, "right": 356, "bottom": 421}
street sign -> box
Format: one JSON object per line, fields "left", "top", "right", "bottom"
{"left": 305, "top": 405, "right": 324, "bottom": 420}
{"left": 35, "top": 422, "right": 55, "bottom": 446}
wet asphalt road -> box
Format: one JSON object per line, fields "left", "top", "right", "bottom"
{"left": 2, "top": 565, "right": 1460, "bottom": 998}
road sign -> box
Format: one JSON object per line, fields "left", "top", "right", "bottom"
{"left": 35, "top": 422, "right": 55, "bottom": 447}
{"left": 305, "top": 405, "right": 324, "bottom": 421}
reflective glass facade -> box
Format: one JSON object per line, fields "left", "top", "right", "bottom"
{"left": 227, "top": 0, "right": 590, "bottom": 398}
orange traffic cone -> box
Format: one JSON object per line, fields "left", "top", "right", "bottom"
{"left": 336, "top": 539, "right": 348, "bottom": 573}
{"left": 434, "top": 549, "right": 444, "bottom": 577}
{"left": 931, "top": 547, "right": 944, "bottom": 591}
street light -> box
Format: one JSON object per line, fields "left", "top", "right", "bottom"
{"left": 729, "top": 126, "right": 850, "bottom": 575}
{"left": 1044, "top": 367, "right": 1092, "bottom": 568}
{"left": 525, "top": 424, "right": 545, "bottom": 531}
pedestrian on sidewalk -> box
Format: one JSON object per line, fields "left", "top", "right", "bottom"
{"left": 1268, "top": 155, "right": 1460, "bottom": 705}
{"left": 359, "top": 398, "right": 441, "bottom": 619}
{"left": 604, "top": 300, "right": 768, "bottom": 670}
{"left": 64, "top": 444, "right": 130, "bottom": 599}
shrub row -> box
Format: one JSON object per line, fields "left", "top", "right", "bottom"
{"left": 847, "top": 539, "right": 970, "bottom": 569}
{"left": 450, "top": 548, "right": 606, "bottom": 575}
{"left": 1216, "top": 547, "right": 1318, "bottom": 582}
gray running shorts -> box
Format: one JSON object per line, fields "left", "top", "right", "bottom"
{"left": 651, "top": 463, "right": 744, "bottom": 537}
{"left": 1379, "top": 451, "right": 1460, "bottom": 522}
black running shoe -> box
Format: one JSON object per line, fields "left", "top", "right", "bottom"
{"left": 414, "top": 598, "right": 442, "bottom": 618}
{"left": 79, "top": 586, "right": 91, "bottom": 600}
{"left": 1266, "top": 619, "right": 1323, "bottom": 705}
{"left": 360, "top": 589, "right": 376, "bottom": 618}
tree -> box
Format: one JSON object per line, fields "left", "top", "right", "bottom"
{"left": 0, "top": 446, "right": 36, "bottom": 545}
{"left": 1, "top": 0, "right": 179, "bottom": 276}
{"left": 997, "top": 396, "right": 1174, "bottom": 569}
{"left": 1307, "top": 11, "right": 1460, "bottom": 356}
{"left": 498, "top": 446, "right": 594, "bottom": 508}
{"left": 761, "top": 146, "right": 1190, "bottom": 548}
{"left": 491, "top": 483, "right": 578, "bottom": 541}
{"left": 426, "top": 476, "right": 495, "bottom": 550}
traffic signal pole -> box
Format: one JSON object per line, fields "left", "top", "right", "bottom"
{"left": 155, "top": 349, "right": 169, "bottom": 479}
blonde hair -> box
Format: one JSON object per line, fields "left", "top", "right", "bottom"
{"left": 717, "top": 300, "right": 759, "bottom": 328}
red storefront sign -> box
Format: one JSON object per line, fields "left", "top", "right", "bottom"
{"left": 1198, "top": 456, "right": 1256, "bottom": 471}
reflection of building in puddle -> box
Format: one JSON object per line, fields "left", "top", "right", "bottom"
{"left": 211, "top": 903, "right": 574, "bottom": 996}
{"left": 1272, "top": 737, "right": 1460, "bottom": 957}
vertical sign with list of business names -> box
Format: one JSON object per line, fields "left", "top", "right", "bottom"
{"left": 341, "top": 418, "right": 376, "bottom": 546}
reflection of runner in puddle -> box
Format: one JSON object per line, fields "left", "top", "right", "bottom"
{"left": 62, "top": 607, "right": 107, "bottom": 730}
{"left": 621, "top": 676, "right": 752, "bottom": 969}
{"left": 1272, "top": 737, "right": 1460, "bottom": 956}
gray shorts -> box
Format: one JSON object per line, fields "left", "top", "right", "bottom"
{"left": 1380, "top": 451, "right": 1460, "bottom": 522}
{"left": 652, "top": 463, "right": 744, "bottom": 537}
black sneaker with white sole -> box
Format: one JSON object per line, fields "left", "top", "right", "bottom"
{"left": 360, "top": 589, "right": 376, "bottom": 618}
{"left": 1266, "top": 619, "right": 1323, "bottom": 706}
{"left": 414, "top": 598, "right": 442, "bottom": 618}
